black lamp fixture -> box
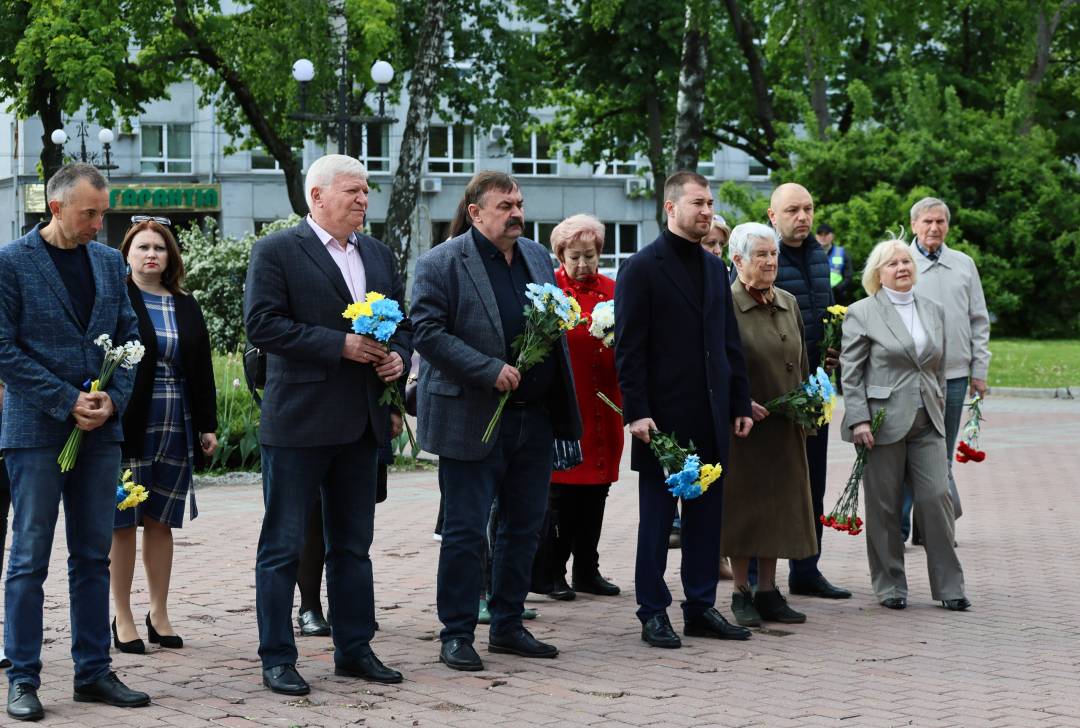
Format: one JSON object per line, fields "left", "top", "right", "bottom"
{"left": 51, "top": 122, "right": 119, "bottom": 178}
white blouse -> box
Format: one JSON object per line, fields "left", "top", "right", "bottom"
{"left": 882, "top": 286, "right": 927, "bottom": 358}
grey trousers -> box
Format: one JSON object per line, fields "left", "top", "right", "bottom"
{"left": 864, "top": 408, "right": 965, "bottom": 602}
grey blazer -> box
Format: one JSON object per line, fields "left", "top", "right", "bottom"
{"left": 410, "top": 230, "right": 582, "bottom": 461}
{"left": 840, "top": 290, "right": 947, "bottom": 446}
{"left": 244, "top": 221, "right": 412, "bottom": 448}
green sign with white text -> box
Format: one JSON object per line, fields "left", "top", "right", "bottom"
{"left": 109, "top": 184, "right": 221, "bottom": 211}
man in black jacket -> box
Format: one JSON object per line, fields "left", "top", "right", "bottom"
{"left": 768, "top": 183, "right": 851, "bottom": 600}
{"left": 614, "top": 171, "right": 754, "bottom": 649}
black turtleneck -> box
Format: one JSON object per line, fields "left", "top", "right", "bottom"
{"left": 663, "top": 228, "right": 704, "bottom": 303}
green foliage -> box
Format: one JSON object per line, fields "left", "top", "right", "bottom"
{"left": 988, "top": 339, "right": 1080, "bottom": 388}
{"left": 210, "top": 350, "right": 261, "bottom": 472}
{"left": 180, "top": 215, "right": 300, "bottom": 352}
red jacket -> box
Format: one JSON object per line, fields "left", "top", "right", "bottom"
{"left": 553, "top": 268, "right": 624, "bottom": 485}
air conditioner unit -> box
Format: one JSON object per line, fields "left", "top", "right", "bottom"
{"left": 625, "top": 177, "right": 648, "bottom": 196}
{"left": 488, "top": 125, "right": 509, "bottom": 143}
{"left": 420, "top": 178, "right": 442, "bottom": 194}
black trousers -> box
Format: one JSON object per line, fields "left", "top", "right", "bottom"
{"left": 544, "top": 483, "right": 611, "bottom": 581}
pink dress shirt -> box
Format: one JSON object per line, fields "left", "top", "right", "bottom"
{"left": 305, "top": 215, "right": 367, "bottom": 301}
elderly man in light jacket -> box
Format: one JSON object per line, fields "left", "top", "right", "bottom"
{"left": 901, "top": 196, "right": 991, "bottom": 543}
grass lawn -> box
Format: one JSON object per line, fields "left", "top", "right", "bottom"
{"left": 989, "top": 338, "right": 1080, "bottom": 388}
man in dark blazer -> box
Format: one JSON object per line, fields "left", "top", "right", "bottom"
{"left": 768, "top": 183, "right": 851, "bottom": 600}
{"left": 411, "top": 171, "right": 581, "bottom": 672}
{"left": 244, "top": 155, "right": 411, "bottom": 695}
{"left": 614, "top": 171, "right": 754, "bottom": 649}
{"left": 0, "top": 164, "right": 148, "bottom": 720}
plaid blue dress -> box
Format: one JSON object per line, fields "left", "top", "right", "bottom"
{"left": 115, "top": 292, "right": 196, "bottom": 529}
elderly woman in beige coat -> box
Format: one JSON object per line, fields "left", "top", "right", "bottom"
{"left": 721, "top": 222, "right": 817, "bottom": 627}
{"left": 840, "top": 238, "right": 968, "bottom": 612}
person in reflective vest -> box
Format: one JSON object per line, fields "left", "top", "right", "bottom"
{"left": 817, "top": 223, "right": 852, "bottom": 304}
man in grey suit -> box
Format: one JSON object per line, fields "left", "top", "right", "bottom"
{"left": 411, "top": 171, "right": 582, "bottom": 672}
{"left": 0, "top": 164, "right": 149, "bottom": 721}
{"left": 244, "top": 155, "right": 410, "bottom": 695}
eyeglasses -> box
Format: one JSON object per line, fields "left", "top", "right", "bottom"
{"left": 130, "top": 215, "right": 172, "bottom": 226}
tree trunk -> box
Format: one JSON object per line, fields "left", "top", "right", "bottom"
{"left": 723, "top": 0, "right": 779, "bottom": 155}
{"left": 384, "top": 0, "right": 448, "bottom": 291}
{"left": 645, "top": 88, "right": 666, "bottom": 228}
{"left": 1019, "top": 0, "right": 1077, "bottom": 134}
{"left": 32, "top": 79, "right": 65, "bottom": 199}
{"left": 801, "top": 1, "right": 830, "bottom": 138}
{"left": 673, "top": 0, "right": 708, "bottom": 172}
{"left": 172, "top": 0, "right": 308, "bottom": 214}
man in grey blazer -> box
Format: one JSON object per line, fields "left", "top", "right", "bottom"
{"left": 245, "top": 155, "right": 411, "bottom": 695}
{"left": 411, "top": 172, "right": 581, "bottom": 672}
{"left": 0, "top": 164, "right": 148, "bottom": 720}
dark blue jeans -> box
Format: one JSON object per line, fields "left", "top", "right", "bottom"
{"left": 902, "top": 377, "right": 967, "bottom": 537}
{"left": 4, "top": 441, "right": 120, "bottom": 688}
{"left": 256, "top": 434, "right": 378, "bottom": 669}
{"left": 636, "top": 468, "right": 724, "bottom": 622}
{"left": 788, "top": 423, "right": 829, "bottom": 586}
{"left": 437, "top": 405, "right": 553, "bottom": 643}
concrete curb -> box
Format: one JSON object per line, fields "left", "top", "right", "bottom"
{"left": 991, "top": 385, "right": 1076, "bottom": 399}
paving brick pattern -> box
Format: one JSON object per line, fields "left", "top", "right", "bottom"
{"left": 5, "top": 396, "right": 1077, "bottom": 727}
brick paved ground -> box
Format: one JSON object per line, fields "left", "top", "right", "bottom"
{"left": 5, "top": 395, "right": 1078, "bottom": 727}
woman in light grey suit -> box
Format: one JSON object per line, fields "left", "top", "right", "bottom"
{"left": 840, "top": 238, "right": 969, "bottom": 612}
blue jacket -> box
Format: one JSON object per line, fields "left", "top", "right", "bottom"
{"left": 775, "top": 233, "right": 834, "bottom": 366}
{"left": 0, "top": 225, "right": 139, "bottom": 448}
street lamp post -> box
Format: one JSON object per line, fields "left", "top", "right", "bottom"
{"left": 51, "top": 122, "right": 119, "bottom": 178}
{"left": 290, "top": 49, "right": 396, "bottom": 155}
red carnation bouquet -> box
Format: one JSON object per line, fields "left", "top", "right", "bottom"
{"left": 955, "top": 394, "right": 986, "bottom": 463}
{"left": 822, "top": 408, "right": 887, "bottom": 536}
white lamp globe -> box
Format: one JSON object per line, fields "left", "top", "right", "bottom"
{"left": 98, "top": 128, "right": 115, "bottom": 144}
{"left": 292, "top": 58, "right": 315, "bottom": 83}
{"left": 50, "top": 129, "right": 67, "bottom": 145}
{"left": 370, "top": 60, "right": 394, "bottom": 86}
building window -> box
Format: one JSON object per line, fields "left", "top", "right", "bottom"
{"left": 251, "top": 146, "right": 304, "bottom": 172}
{"left": 141, "top": 124, "right": 192, "bottom": 174}
{"left": 596, "top": 158, "right": 639, "bottom": 176}
{"left": 512, "top": 133, "right": 558, "bottom": 176}
{"left": 698, "top": 155, "right": 716, "bottom": 179}
{"left": 600, "top": 222, "right": 640, "bottom": 275}
{"left": 366, "top": 221, "right": 387, "bottom": 241}
{"left": 358, "top": 123, "right": 390, "bottom": 173}
{"left": 427, "top": 125, "right": 475, "bottom": 175}
{"left": 748, "top": 161, "right": 769, "bottom": 177}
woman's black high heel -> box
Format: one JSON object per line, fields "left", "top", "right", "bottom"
{"left": 146, "top": 613, "right": 183, "bottom": 649}
{"left": 112, "top": 617, "right": 146, "bottom": 654}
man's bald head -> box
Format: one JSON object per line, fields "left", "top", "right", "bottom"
{"left": 767, "top": 183, "right": 815, "bottom": 246}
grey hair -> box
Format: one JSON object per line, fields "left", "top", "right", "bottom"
{"left": 728, "top": 221, "right": 778, "bottom": 264}
{"left": 46, "top": 163, "right": 107, "bottom": 204}
{"left": 305, "top": 154, "right": 368, "bottom": 209}
{"left": 910, "top": 196, "right": 950, "bottom": 223}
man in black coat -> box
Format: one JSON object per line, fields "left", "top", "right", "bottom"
{"left": 768, "top": 182, "right": 851, "bottom": 600}
{"left": 244, "top": 154, "right": 411, "bottom": 695}
{"left": 614, "top": 171, "right": 754, "bottom": 648}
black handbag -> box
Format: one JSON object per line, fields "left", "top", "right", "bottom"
{"left": 242, "top": 344, "right": 266, "bottom": 406}
{"left": 552, "top": 439, "right": 583, "bottom": 471}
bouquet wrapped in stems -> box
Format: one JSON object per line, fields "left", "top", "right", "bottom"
{"left": 58, "top": 335, "right": 146, "bottom": 472}
{"left": 822, "top": 408, "right": 887, "bottom": 535}
{"left": 596, "top": 392, "right": 721, "bottom": 500}
{"left": 820, "top": 304, "right": 847, "bottom": 369}
{"left": 587, "top": 299, "right": 615, "bottom": 348}
{"left": 481, "top": 283, "right": 583, "bottom": 443}
{"left": 342, "top": 292, "right": 416, "bottom": 452}
{"left": 955, "top": 394, "right": 986, "bottom": 463}
{"left": 762, "top": 367, "right": 837, "bottom": 429}
{"left": 116, "top": 469, "right": 149, "bottom": 511}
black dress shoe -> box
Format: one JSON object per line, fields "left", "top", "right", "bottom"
{"left": 684, "top": 607, "right": 753, "bottom": 640}
{"left": 547, "top": 577, "right": 576, "bottom": 601}
{"left": 73, "top": 672, "right": 151, "bottom": 707}
{"left": 146, "top": 613, "right": 183, "bottom": 649}
{"left": 942, "top": 597, "right": 971, "bottom": 611}
{"left": 572, "top": 572, "right": 620, "bottom": 596}
{"left": 262, "top": 664, "right": 310, "bottom": 696}
{"left": 881, "top": 597, "right": 907, "bottom": 610}
{"left": 7, "top": 682, "right": 43, "bottom": 721}
{"left": 641, "top": 613, "right": 681, "bottom": 648}
{"left": 336, "top": 652, "right": 403, "bottom": 684}
{"left": 296, "top": 609, "right": 331, "bottom": 637}
{"left": 789, "top": 575, "right": 852, "bottom": 599}
{"left": 488, "top": 628, "right": 558, "bottom": 658}
{"left": 440, "top": 638, "right": 484, "bottom": 671}
{"left": 112, "top": 618, "right": 145, "bottom": 655}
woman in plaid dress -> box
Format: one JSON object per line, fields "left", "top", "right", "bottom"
{"left": 109, "top": 218, "right": 218, "bottom": 653}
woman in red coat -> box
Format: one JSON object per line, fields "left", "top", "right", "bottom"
{"left": 545, "top": 214, "right": 624, "bottom": 600}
